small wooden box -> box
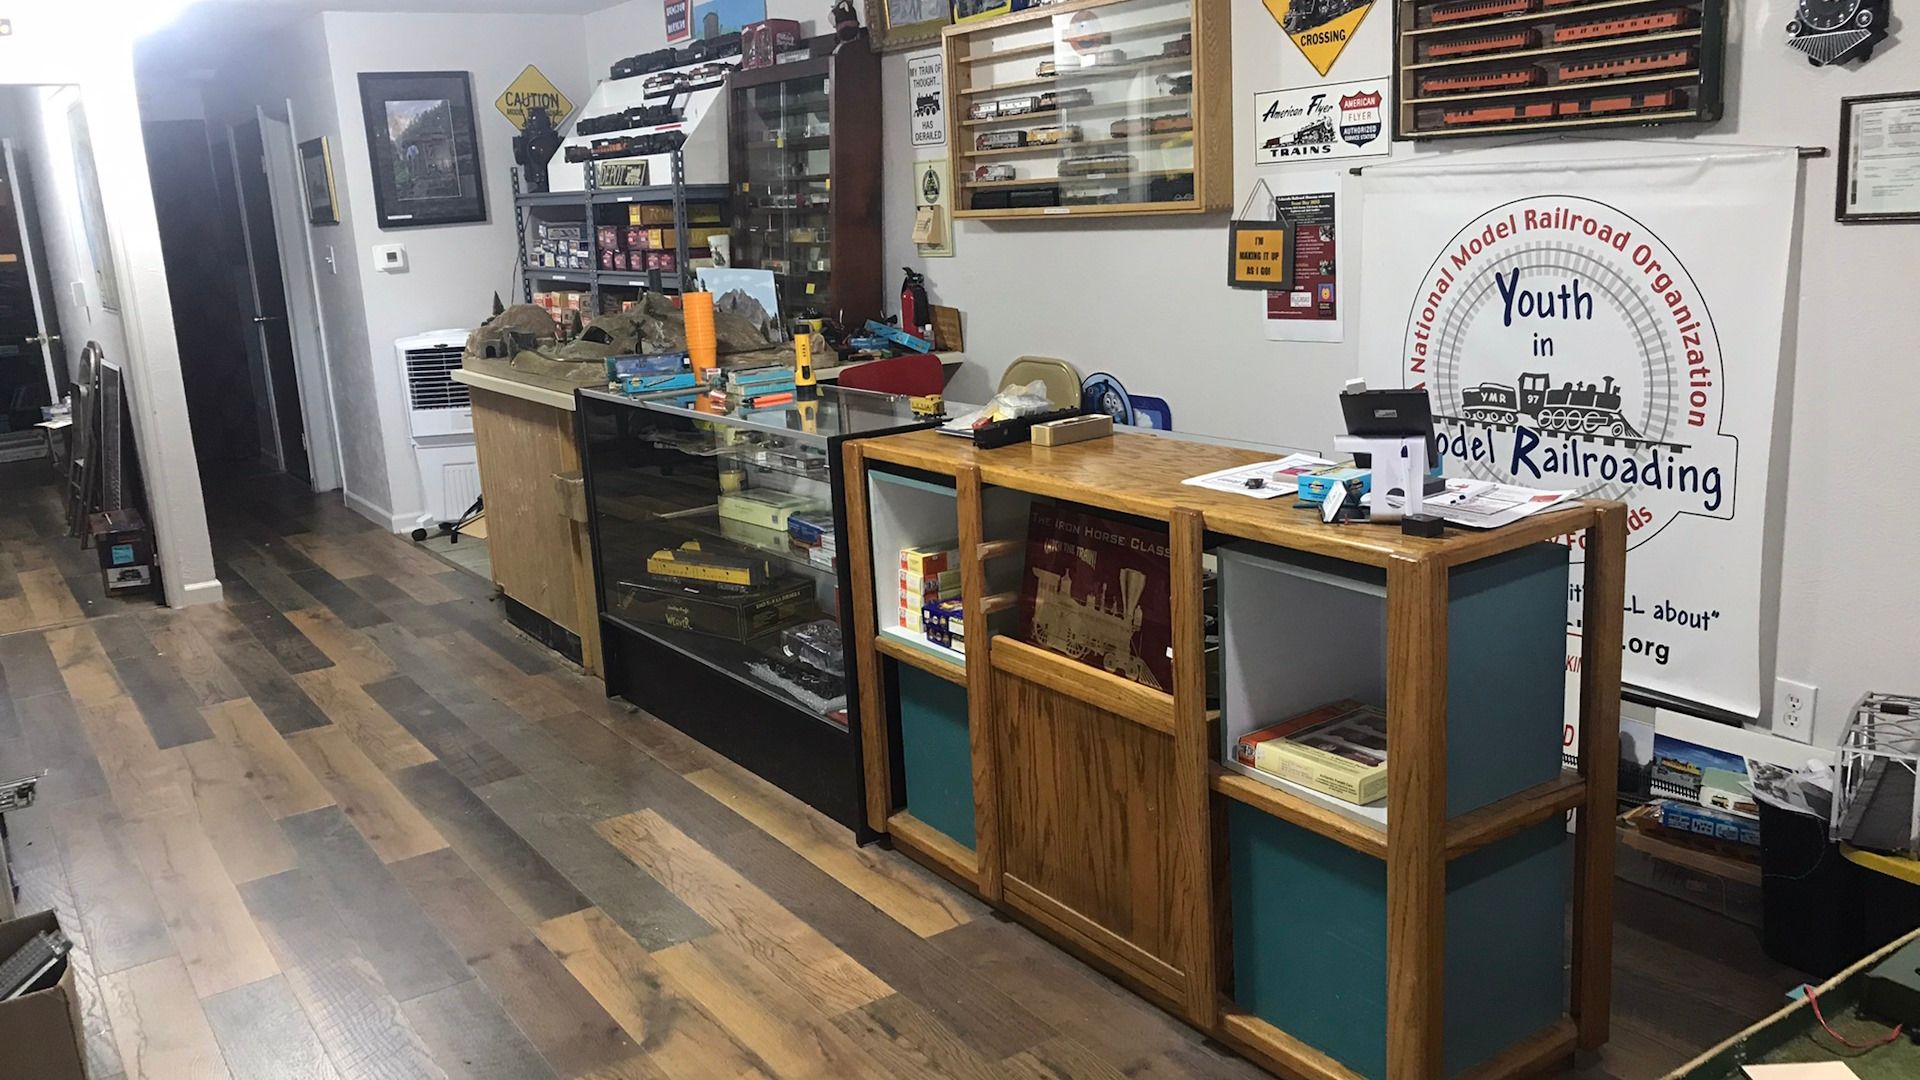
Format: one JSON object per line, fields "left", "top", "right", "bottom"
{"left": 1031, "top": 413, "right": 1112, "bottom": 446}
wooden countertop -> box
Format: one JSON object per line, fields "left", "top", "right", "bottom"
{"left": 859, "top": 427, "right": 1605, "bottom": 568}
{"left": 454, "top": 354, "right": 971, "bottom": 415}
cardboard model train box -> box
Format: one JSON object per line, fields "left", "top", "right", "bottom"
{"left": 614, "top": 577, "right": 813, "bottom": 641}
{"left": 1233, "top": 699, "right": 1389, "bottom": 806}
{"left": 1017, "top": 504, "right": 1172, "bottom": 691}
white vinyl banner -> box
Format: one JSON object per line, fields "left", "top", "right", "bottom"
{"left": 1358, "top": 145, "right": 1796, "bottom": 719}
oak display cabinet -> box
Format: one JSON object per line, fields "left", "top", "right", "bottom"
{"left": 842, "top": 427, "right": 1626, "bottom": 1080}
{"left": 943, "top": 0, "right": 1230, "bottom": 219}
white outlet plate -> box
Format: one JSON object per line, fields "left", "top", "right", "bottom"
{"left": 1773, "top": 677, "right": 1817, "bottom": 743}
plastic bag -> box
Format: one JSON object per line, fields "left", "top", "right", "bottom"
{"left": 948, "top": 380, "right": 1055, "bottom": 431}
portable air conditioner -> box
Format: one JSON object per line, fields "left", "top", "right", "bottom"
{"left": 395, "top": 329, "right": 480, "bottom": 528}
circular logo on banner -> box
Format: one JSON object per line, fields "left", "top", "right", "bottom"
{"left": 1400, "top": 196, "right": 1739, "bottom": 553}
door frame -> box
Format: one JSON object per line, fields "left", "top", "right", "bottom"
{"left": 3, "top": 137, "right": 62, "bottom": 404}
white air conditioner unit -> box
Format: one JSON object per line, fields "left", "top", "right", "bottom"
{"left": 395, "top": 329, "right": 480, "bottom": 527}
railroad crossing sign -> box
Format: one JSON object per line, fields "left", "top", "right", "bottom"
{"left": 495, "top": 65, "right": 573, "bottom": 131}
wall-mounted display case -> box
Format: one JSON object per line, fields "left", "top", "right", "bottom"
{"left": 728, "top": 34, "right": 884, "bottom": 329}
{"left": 576, "top": 385, "right": 935, "bottom": 831}
{"left": 944, "top": 0, "right": 1230, "bottom": 219}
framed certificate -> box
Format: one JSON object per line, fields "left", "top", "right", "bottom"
{"left": 1837, "top": 91, "right": 1920, "bottom": 224}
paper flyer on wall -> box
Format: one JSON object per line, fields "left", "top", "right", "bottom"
{"left": 1264, "top": 191, "right": 1340, "bottom": 343}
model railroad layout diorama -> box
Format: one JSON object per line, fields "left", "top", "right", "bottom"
{"left": 1394, "top": 0, "right": 1727, "bottom": 138}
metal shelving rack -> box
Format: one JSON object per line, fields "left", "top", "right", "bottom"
{"left": 511, "top": 149, "right": 730, "bottom": 312}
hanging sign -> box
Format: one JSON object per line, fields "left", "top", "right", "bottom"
{"left": 1264, "top": 0, "right": 1375, "bottom": 78}
{"left": 1228, "top": 180, "right": 1293, "bottom": 290}
{"left": 908, "top": 51, "right": 945, "bottom": 148}
{"left": 1359, "top": 145, "right": 1797, "bottom": 719}
{"left": 495, "top": 65, "right": 574, "bottom": 131}
{"left": 665, "top": 0, "right": 692, "bottom": 42}
{"left": 1265, "top": 191, "right": 1339, "bottom": 342}
{"left": 914, "top": 158, "right": 954, "bottom": 257}
{"left": 1255, "top": 77, "right": 1390, "bottom": 165}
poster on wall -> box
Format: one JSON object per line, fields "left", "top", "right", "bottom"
{"left": 914, "top": 157, "right": 954, "bottom": 258}
{"left": 665, "top": 0, "right": 692, "bottom": 42}
{"left": 1358, "top": 145, "right": 1797, "bottom": 719}
{"left": 908, "top": 52, "right": 945, "bottom": 147}
{"left": 1265, "top": 192, "right": 1339, "bottom": 343}
{"left": 1255, "top": 77, "right": 1389, "bottom": 165}
{"left": 690, "top": 0, "right": 766, "bottom": 39}
{"left": 1264, "top": 0, "right": 1375, "bottom": 77}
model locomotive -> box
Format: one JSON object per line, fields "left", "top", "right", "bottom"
{"left": 647, "top": 542, "right": 776, "bottom": 592}
{"left": 1059, "top": 153, "right": 1137, "bottom": 177}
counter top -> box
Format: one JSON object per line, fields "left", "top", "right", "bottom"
{"left": 452, "top": 366, "right": 580, "bottom": 411}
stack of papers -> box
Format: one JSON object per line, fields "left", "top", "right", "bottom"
{"left": 1181, "top": 454, "right": 1334, "bottom": 500}
{"left": 1424, "top": 480, "right": 1574, "bottom": 529}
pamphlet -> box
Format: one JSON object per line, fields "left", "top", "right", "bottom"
{"left": 1425, "top": 479, "right": 1574, "bottom": 529}
{"left": 1181, "top": 454, "right": 1333, "bottom": 500}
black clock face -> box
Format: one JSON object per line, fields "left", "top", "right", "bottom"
{"left": 1797, "top": 0, "right": 1864, "bottom": 31}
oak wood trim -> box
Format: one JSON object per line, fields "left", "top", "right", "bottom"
{"left": 1444, "top": 772, "right": 1587, "bottom": 860}
{"left": 1216, "top": 1005, "right": 1365, "bottom": 1080}
{"left": 1462, "top": 1017, "right": 1577, "bottom": 1080}
{"left": 1170, "top": 508, "right": 1216, "bottom": 1027}
{"left": 1209, "top": 767, "right": 1388, "bottom": 859}
{"left": 1434, "top": 502, "right": 1602, "bottom": 567}
{"left": 990, "top": 637, "right": 1177, "bottom": 736}
{"left": 873, "top": 634, "right": 966, "bottom": 686}
{"left": 1573, "top": 502, "right": 1626, "bottom": 1052}
{"left": 956, "top": 465, "right": 1003, "bottom": 902}
{"left": 888, "top": 811, "right": 980, "bottom": 884}
{"left": 980, "top": 592, "right": 1018, "bottom": 617}
{"left": 842, "top": 442, "right": 894, "bottom": 833}
{"left": 1385, "top": 554, "right": 1448, "bottom": 1080}
{"left": 976, "top": 538, "right": 1022, "bottom": 562}
{"left": 1001, "top": 874, "right": 1186, "bottom": 1003}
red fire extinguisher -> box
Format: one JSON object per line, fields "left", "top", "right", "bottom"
{"left": 900, "top": 268, "right": 929, "bottom": 341}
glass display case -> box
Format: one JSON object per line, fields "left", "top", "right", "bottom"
{"left": 577, "top": 383, "right": 934, "bottom": 832}
{"left": 727, "top": 35, "right": 883, "bottom": 329}
{"left": 945, "top": 0, "right": 1229, "bottom": 219}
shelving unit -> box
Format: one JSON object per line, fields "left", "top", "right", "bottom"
{"left": 1393, "top": 0, "right": 1726, "bottom": 139}
{"left": 842, "top": 427, "right": 1627, "bottom": 1080}
{"left": 943, "top": 0, "right": 1229, "bottom": 219}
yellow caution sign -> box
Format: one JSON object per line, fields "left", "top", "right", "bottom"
{"left": 1263, "top": 0, "right": 1375, "bottom": 78}
{"left": 495, "top": 65, "right": 574, "bottom": 131}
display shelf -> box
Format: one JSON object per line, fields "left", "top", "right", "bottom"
{"left": 963, "top": 94, "right": 1190, "bottom": 126}
{"left": 960, "top": 56, "right": 1191, "bottom": 96}
{"left": 960, "top": 168, "right": 1192, "bottom": 189}
{"left": 1401, "top": 0, "right": 1671, "bottom": 36}
{"left": 522, "top": 268, "right": 593, "bottom": 284}
{"left": 1435, "top": 107, "right": 1701, "bottom": 136}
{"left": 962, "top": 131, "right": 1194, "bottom": 157}
{"left": 1212, "top": 764, "right": 1388, "bottom": 851}
{"left": 1402, "top": 27, "right": 1702, "bottom": 71}
{"left": 876, "top": 626, "right": 967, "bottom": 684}
{"left": 591, "top": 183, "right": 731, "bottom": 204}
{"left": 954, "top": 40, "right": 1057, "bottom": 63}
{"left": 1405, "top": 68, "right": 1699, "bottom": 105}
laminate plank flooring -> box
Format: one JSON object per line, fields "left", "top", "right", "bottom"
{"left": 0, "top": 464, "right": 1819, "bottom": 1080}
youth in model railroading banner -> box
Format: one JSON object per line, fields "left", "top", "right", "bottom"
{"left": 1357, "top": 144, "right": 1796, "bottom": 720}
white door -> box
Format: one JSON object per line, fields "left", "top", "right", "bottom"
{"left": 257, "top": 109, "right": 341, "bottom": 492}
{"left": 4, "top": 138, "right": 62, "bottom": 405}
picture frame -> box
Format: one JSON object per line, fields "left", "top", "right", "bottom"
{"left": 864, "top": 0, "right": 950, "bottom": 53}
{"left": 357, "top": 71, "right": 487, "bottom": 229}
{"left": 1836, "top": 91, "right": 1920, "bottom": 225}
{"left": 297, "top": 136, "right": 339, "bottom": 226}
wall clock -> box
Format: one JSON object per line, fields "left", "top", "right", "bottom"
{"left": 1786, "top": 0, "right": 1889, "bottom": 66}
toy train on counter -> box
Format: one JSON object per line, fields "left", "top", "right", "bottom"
{"left": 1420, "top": 7, "right": 1696, "bottom": 60}
{"left": 1441, "top": 87, "right": 1684, "bottom": 126}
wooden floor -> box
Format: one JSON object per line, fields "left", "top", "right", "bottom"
{"left": 0, "top": 461, "right": 1805, "bottom": 1080}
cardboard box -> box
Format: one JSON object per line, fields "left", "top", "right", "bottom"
{"left": 718, "top": 490, "right": 820, "bottom": 531}
{"left": 0, "top": 911, "right": 87, "bottom": 1080}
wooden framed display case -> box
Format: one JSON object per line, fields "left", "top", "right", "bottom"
{"left": 843, "top": 427, "right": 1627, "bottom": 1080}
{"left": 576, "top": 385, "right": 935, "bottom": 834}
{"left": 943, "top": 0, "right": 1230, "bottom": 219}
{"left": 728, "top": 34, "right": 884, "bottom": 329}
{"left": 1394, "top": 0, "right": 1727, "bottom": 140}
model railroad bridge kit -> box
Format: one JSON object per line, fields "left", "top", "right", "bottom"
{"left": 1440, "top": 374, "right": 1689, "bottom": 453}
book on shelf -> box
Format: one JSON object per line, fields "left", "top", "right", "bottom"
{"left": 1233, "top": 699, "right": 1388, "bottom": 806}
{"left": 1018, "top": 504, "right": 1171, "bottom": 691}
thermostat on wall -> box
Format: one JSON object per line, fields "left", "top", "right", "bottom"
{"left": 373, "top": 243, "right": 408, "bottom": 273}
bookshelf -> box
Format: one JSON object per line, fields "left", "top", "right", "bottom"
{"left": 842, "top": 427, "right": 1626, "bottom": 1080}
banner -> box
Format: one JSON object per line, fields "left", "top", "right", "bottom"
{"left": 1359, "top": 145, "right": 1796, "bottom": 719}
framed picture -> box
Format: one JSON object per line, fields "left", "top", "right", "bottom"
{"left": 298, "top": 136, "right": 339, "bottom": 225}
{"left": 864, "top": 0, "right": 949, "bottom": 52}
{"left": 1837, "top": 91, "right": 1920, "bottom": 224}
{"left": 357, "top": 71, "right": 487, "bottom": 229}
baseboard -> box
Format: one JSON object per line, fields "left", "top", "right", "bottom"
{"left": 176, "top": 578, "right": 225, "bottom": 607}
{"left": 342, "top": 488, "right": 416, "bottom": 534}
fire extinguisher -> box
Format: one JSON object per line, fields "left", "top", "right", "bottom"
{"left": 899, "top": 268, "right": 929, "bottom": 341}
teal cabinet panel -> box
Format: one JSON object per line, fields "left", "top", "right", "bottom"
{"left": 898, "top": 665, "right": 975, "bottom": 849}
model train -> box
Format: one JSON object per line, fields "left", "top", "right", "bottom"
{"left": 1058, "top": 153, "right": 1137, "bottom": 177}
{"left": 1429, "top": 0, "right": 1534, "bottom": 25}
{"left": 1456, "top": 373, "right": 1639, "bottom": 436}
{"left": 1552, "top": 8, "right": 1696, "bottom": 44}
{"left": 647, "top": 542, "right": 775, "bottom": 592}
{"left": 1110, "top": 113, "right": 1193, "bottom": 138}
{"left": 1418, "top": 66, "right": 1545, "bottom": 95}
{"left": 1423, "top": 28, "right": 1538, "bottom": 59}
{"left": 1559, "top": 48, "right": 1695, "bottom": 81}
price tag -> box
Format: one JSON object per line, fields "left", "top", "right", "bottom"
{"left": 806, "top": 282, "right": 817, "bottom": 294}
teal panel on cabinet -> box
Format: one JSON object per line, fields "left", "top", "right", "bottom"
{"left": 898, "top": 666, "right": 975, "bottom": 849}
{"left": 1443, "top": 821, "right": 1569, "bottom": 1075}
{"left": 1446, "top": 543, "right": 1570, "bottom": 816}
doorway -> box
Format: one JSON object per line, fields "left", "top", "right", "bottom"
{"left": 0, "top": 136, "right": 64, "bottom": 462}
{"left": 227, "top": 116, "right": 309, "bottom": 483}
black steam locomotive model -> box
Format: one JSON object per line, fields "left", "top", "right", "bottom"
{"left": 1458, "top": 373, "right": 1636, "bottom": 437}
{"left": 1283, "top": 0, "right": 1372, "bottom": 33}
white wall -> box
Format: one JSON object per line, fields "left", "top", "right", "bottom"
{"left": 0, "top": 11, "right": 220, "bottom": 608}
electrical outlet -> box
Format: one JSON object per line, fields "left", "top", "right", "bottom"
{"left": 1773, "top": 678, "right": 1817, "bottom": 743}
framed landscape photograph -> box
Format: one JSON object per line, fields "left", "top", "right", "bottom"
{"left": 865, "top": 0, "right": 949, "bottom": 52}
{"left": 298, "top": 136, "right": 339, "bottom": 225}
{"left": 357, "top": 71, "right": 487, "bottom": 229}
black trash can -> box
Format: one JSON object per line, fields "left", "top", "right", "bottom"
{"left": 1759, "top": 801, "right": 1860, "bottom": 978}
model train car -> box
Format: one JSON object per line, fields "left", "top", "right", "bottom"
{"left": 1558, "top": 87, "right": 1683, "bottom": 118}
{"left": 1110, "top": 114, "right": 1193, "bottom": 138}
{"left": 1423, "top": 28, "right": 1539, "bottom": 59}
{"left": 1418, "top": 66, "right": 1545, "bottom": 95}
{"left": 973, "top": 164, "right": 1017, "bottom": 182}
{"left": 1429, "top": 0, "right": 1534, "bottom": 25}
{"left": 1552, "top": 9, "right": 1696, "bottom": 44}
{"left": 1027, "top": 125, "right": 1083, "bottom": 144}
{"left": 976, "top": 129, "right": 1028, "bottom": 151}
{"left": 1441, "top": 100, "right": 1555, "bottom": 125}
{"left": 1559, "top": 48, "right": 1696, "bottom": 81}
{"left": 647, "top": 542, "right": 776, "bottom": 592}
{"left": 1058, "top": 153, "right": 1137, "bottom": 177}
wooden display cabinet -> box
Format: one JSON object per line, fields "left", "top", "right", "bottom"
{"left": 943, "top": 0, "right": 1230, "bottom": 219}
{"left": 843, "top": 428, "right": 1626, "bottom": 1080}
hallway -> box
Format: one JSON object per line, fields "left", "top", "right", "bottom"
{"left": 0, "top": 464, "right": 1800, "bottom": 1079}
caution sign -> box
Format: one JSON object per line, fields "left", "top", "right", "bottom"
{"left": 495, "top": 65, "right": 574, "bottom": 131}
{"left": 1263, "top": 0, "right": 1374, "bottom": 78}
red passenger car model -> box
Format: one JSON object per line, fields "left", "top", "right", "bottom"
{"left": 1555, "top": 88, "right": 1682, "bottom": 117}
{"left": 1558, "top": 48, "right": 1695, "bottom": 81}
{"left": 1419, "top": 66, "right": 1545, "bottom": 95}
{"left": 1441, "top": 100, "right": 1555, "bottom": 125}
{"left": 1423, "top": 28, "right": 1539, "bottom": 59}
{"left": 1429, "top": 0, "right": 1534, "bottom": 24}
{"left": 1552, "top": 9, "right": 1695, "bottom": 44}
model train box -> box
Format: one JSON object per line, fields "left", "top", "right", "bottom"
{"left": 742, "top": 18, "right": 803, "bottom": 69}
{"left": 1233, "top": 699, "right": 1390, "bottom": 806}
{"left": 614, "top": 577, "right": 813, "bottom": 642}
{"left": 1298, "top": 466, "right": 1371, "bottom": 504}
{"left": 718, "top": 489, "right": 822, "bottom": 531}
